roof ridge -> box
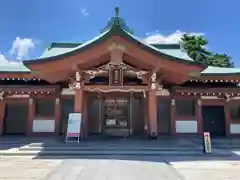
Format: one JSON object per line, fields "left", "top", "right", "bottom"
{"left": 49, "top": 42, "right": 83, "bottom": 49}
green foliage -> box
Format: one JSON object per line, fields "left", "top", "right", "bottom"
{"left": 181, "top": 34, "right": 234, "bottom": 67}
{"left": 207, "top": 53, "right": 234, "bottom": 68}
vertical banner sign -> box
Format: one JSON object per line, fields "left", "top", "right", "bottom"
{"left": 65, "top": 113, "right": 82, "bottom": 143}
{"left": 203, "top": 132, "right": 212, "bottom": 153}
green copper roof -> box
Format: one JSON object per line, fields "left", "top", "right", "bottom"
{"left": 40, "top": 41, "right": 193, "bottom": 61}
{"left": 201, "top": 66, "right": 240, "bottom": 75}
{"left": 0, "top": 62, "right": 31, "bottom": 73}
{"left": 101, "top": 7, "right": 133, "bottom": 34}
{"left": 38, "top": 28, "right": 111, "bottom": 59}
{"left": 24, "top": 10, "right": 200, "bottom": 67}
{"left": 40, "top": 46, "right": 78, "bottom": 59}
{"left": 122, "top": 29, "right": 194, "bottom": 62}
{"left": 101, "top": 17, "right": 134, "bottom": 34}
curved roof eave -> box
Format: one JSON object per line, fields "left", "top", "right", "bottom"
{"left": 201, "top": 66, "right": 240, "bottom": 76}
{"left": 119, "top": 28, "right": 206, "bottom": 69}
{"left": 23, "top": 24, "right": 205, "bottom": 69}
{"left": 23, "top": 28, "right": 112, "bottom": 65}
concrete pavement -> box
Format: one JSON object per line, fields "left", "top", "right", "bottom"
{"left": 0, "top": 156, "right": 182, "bottom": 180}
{"left": 0, "top": 156, "right": 240, "bottom": 180}
{"left": 0, "top": 157, "right": 62, "bottom": 179}
{"left": 171, "top": 161, "right": 240, "bottom": 180}
{"left": 0, "top": 155, "right": 240, "bottom": 180}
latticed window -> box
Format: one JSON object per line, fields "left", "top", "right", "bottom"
{"left": 230, "top": 104, "right": 240, "bottom": 120}
{"left": 175, "top": 99, "right": 195, "bottom": 116}
{"left": 35, "top": 99, "right": 55, "bottom": 117}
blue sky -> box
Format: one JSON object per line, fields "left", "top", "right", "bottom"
{"left": 0, "top": 0, "right": 240, "bottom": 66}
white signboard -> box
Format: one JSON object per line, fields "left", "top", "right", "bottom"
{"left": 106, "top": 119, "right": 116, "bottom": 126}
{"left": 66, "top": 113, "right": 82, "bottom": 143}
{"left": 203, "top": 132, "right": 212, "bottom": 153}
{"left": 32, "top": 119, "right": 55, "bottom": 133}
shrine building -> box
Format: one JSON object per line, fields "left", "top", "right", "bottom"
{"left": 0, "top": 8, "right": 240, "bottom": 138}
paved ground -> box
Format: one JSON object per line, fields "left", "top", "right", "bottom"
{"left": 0, "top": 137, "right": 240, "bottom": 179}
{"left": 0, "top": 155, "right": 240, "bottom": 180}
{"left": 171, "top": 160, "right": 240, "bottom": 180}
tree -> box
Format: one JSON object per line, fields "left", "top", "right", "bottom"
{"left": 181, "top": 34, "right": 233, "bottom": 68}
{"left": 181, "top": 34, "right": 210, "bottom": 64}
{"left": 207, "top": 53, "right": 234, "bottom": 68}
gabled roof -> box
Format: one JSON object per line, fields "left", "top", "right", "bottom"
{"left": 23, "top": 15, "right": 203, "bottom": 67}
{"left": 201, "top": 66, "right": 240, "bottom": 76}
{"left": 0, "top": 62, "right": 30, "bottom": 73}
{"left": 40, "top": 42, "right": 193, "bottom": 62}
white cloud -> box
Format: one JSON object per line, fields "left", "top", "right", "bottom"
{"left": 81, "top": 8, "right": 89, "bottom": 16}
{"left": 10, "top": 37, "right": 35, "bottom": 60}
{"left": 143, "top": 30, "right": 204, "bottom": 44}
{"left": 0, "top": 53, "right": 23, "bottom": 65}
{"left": 0, "top": 53, "right": 8, "bottom": 63}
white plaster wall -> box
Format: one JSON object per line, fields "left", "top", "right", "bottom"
{"left": 201, "top": 96, "right": 218, "bottom": 99}
{"left": 230, "top": 124, "right": 240, "bottom": 134}
{"left": 32, "top": 119, "right": 55, "bottom": 133}
{"left": 61, "top": 88, "right": 75, "bottom": 95}
{"left": 176, "top": 120, "right": 198, "bottom": 133}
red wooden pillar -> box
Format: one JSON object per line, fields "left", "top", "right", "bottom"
{"left": 0, "top": 100, "right": 5, "bottom": 136}
{"left": 224, "top": 100, "right": 231, "bottom": 137}
{"left": 144, "top": 96, "right": 149, "bottom": 135}
{"left": 82, "top": 91, "right": 88, "bottom": 137}
{"left": 74, "top": 88, "right": 83, "bottom": 113}
{"left": 74, "top": 87, "right": 84, "bottom": 138}
{"left": 54, "top": 98, "right": 61, "bottom": 135}
{"left": 27, "top": 98, "right": 34, "bottom": 135}
{"left": 170, "top": 99, "right": 176, "bottom": 135}
{"left": 196, "top": 99, "right": 203, "bottom": 134}
{"left": 148, "top": 90, "right": 158, "bottom": 137}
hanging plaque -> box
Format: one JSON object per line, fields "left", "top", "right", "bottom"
{"left": 109, "top": 65, "right": 123, "bottom": 86}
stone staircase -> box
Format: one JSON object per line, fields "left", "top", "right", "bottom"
{"left": 0, "top": 137, "right": 237, "bottom": 156}
{"left": 0, "top": 137, "right": 232, "bottom": 157}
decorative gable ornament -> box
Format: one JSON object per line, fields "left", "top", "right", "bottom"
{"left": 0, "top": 91, "right": 4, "bottom": 100}
{"left": 69, "top": 71, "right": 82, "bottom": 90}
{"left": 108, "top": 43, "right": 125, "bottom": 86}
{"left": 108, "top": 43, "right": 126, "bottom": 65}
{"left": 150, "top": 73, "right": 157, "bottom": 90}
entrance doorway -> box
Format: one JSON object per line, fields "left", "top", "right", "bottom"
{"left": 87, "top": 92, "right": 145, "bottom": 138}
{"left": 157, "top": 98, "right": 171, "bottom": 134}
{"left": 202, "top": 105, "right": 226, "bottom": 136}
{"left": 102, "top": 98, "right": 130, "bottom": 137}
{"left": 3, "top": 103, "right": 28, "bottom": 135}
{"left": 60, "top": 98, "right": 74, "bottom": 135}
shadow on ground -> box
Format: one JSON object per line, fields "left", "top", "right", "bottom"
{"left": 0, "top": 135, "right": 37, "bottom": 150}
{"left": 33, "top": 153, "right": 240, "bottom": 163}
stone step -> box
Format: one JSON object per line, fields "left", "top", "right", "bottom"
{"left": 19, "top": 146, "right": 202, "bottom": 152}
{"left": 27, "top": 142, "right": 195, "bottom": 147}
{"left": 27, "top": 144, "right": 196, "bottom": 148}
{"left": 0, "top": 149, "right": 230, "bottom": 157}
